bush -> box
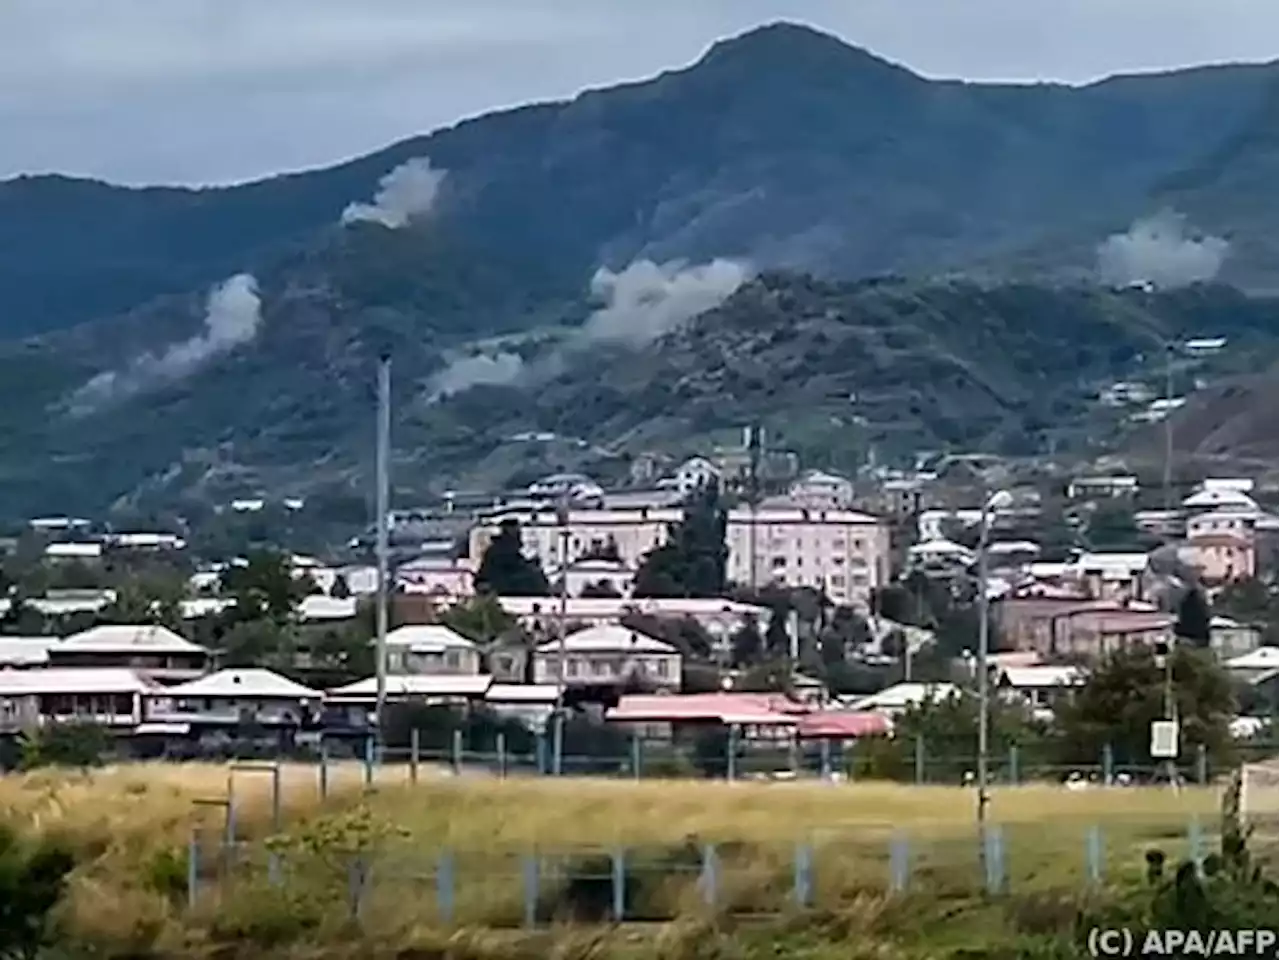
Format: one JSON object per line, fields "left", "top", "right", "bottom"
{"left": 17, "top": 721, "right": 111, "bottom": 770}
{"left": 0, "top": 823, "right": 77, "bottom": 960}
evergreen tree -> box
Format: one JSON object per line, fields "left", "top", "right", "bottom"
{"left": 1175, "top": 587, "right": 1213, "bottom": 648}
{"left": 632, "top": 484, "right": 727, "bottom": 598}
{"left": 729, "top": 617, "right": 764, "bottom": 667}
{"left": 475, "top": 520, "right": 549, "bottom": 596}
{"left": 764, "top": 604, "right": 791, "bottom": 658}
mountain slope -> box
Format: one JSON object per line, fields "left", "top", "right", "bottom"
{"left": 3, "top": 275, "right": 1274, "bottom": 520}
{"left": 1, "top": 22, "right": 1276, "bottom": 337}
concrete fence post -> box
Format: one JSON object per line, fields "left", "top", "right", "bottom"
{"left": 410, "top": 727, "right": 420, "bottom": 784}
{"left": 889, "top": 832, "right": 910, "bottom": 894}
{"left": 1085, "top": 824, "right": 1103, "bottom": 885}
{"left": 436, "top": 850, "right": 455, "bottom": 925}
{"left": 793, "top": 842, "right": 814, "bottom": 908}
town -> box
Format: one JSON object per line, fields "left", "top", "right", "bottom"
{"left": 2, "top": 432, "right": 1276, "bottom": 784}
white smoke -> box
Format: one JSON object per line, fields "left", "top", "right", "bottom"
{"left": 341, "top": 157, "right": 447, "bottom": 229}
{"left": 70, "top": 273, "right": 262, "bottom": 411}
{"left": 580, "top": 258, "right": 753, "bottom": 346}
{"left": 1096, "top": 210, "right": 1229, "bottom": 289}
{"left": 428, "top": 351, "right": 525, "bottom": 400}
{"left": 425, "top": 257, "right": 751, "bottom": 403}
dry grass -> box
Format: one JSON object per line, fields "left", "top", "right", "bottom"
{"left": 0, "top": 763, "right": 1224, "bottom": 955}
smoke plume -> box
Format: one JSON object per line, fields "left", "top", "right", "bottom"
{"left": 341, "top": 157, "right": 447, "bottom": 228}
{"left": 428, "top": 351, "right": 525, "bottom": 400}
{"left": 580, "top": 258, "right": 752, "bottom": 346}
{"left": 70, "top": 273, "right": 262, "bottom": 411}
{"left": 425, "top": 257, "right": 751, "bottom": 403}
{"left": 1096, "top": 210, "right": 1229, "bottom": 289}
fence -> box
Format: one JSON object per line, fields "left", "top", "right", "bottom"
{"left": 184, "top": 814, "right": 1226, "bottom": 928}
{"left": 275, "top": 729, "right": 1276, "bottom": 796}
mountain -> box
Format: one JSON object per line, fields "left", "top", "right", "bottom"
{"left": 2, "top": 273, "right": 1275, "bottom": 520}
{"left": 1, "top": 23, "right": 1276, "bottom": 339}
{"left": 2, "top": 23, "right": 1277, "bottom": 519}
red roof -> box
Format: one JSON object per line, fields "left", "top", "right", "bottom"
{"left": 796, "top": 711, "right": 891, "bottom": 738}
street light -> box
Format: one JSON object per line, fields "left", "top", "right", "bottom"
{"left": 976, "top": 488, "right": 1014, "bottom": 828}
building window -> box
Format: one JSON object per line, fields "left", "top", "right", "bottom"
{"left": 566, "top": 658, "right": 580, "bottom": 678}
{"left": 771, "top": 556, "right": 786, "bottom": 568}
{"left": 445, "top": 651, "right": 460, "bottom": 669}
{"left": 654, "top": 658, "right": 670, "bottom": 678}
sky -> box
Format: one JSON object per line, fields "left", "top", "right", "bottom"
{"left": 4, "top": 0, "right": 1277, "bottom": 186}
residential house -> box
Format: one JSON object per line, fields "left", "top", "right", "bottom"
{"left": 1183, "top": 337, "right": 1227, "bottom": 357}
{"left": 104, "top": 532, "right": 186, "bottom": 551}
{"left": 1134, "top": 509, "right": 1185, "bottom": 538}
{"left": 662, "top": 456, "right": 721, "bottom": 495}
{"left": 995, "top": 665, "right": 1083, "bottom": 716}
{"left": 725, "top": 503, "right": 889, "bottom": 607}
{"left": 995, "top": 596, "right": 1163, "bottom": 657}
{"left": 1073, "top": 553, "right": 1150, "bottom": 601}
{"left": 396, "top": 557, "right": 477, "bottom": 598}
{"left": 0, "top": 668, "right": 153, "bottom": 732}
{"left": 1180, "top": 532, "right": 1256, "bottom": 584}
{"left": 846, "top": 682, "right": 960, "bottom": 716}
{"left": 1181, "top": 486, "right": 1260, "bottom": 516}
{"left": 786, "top": 470, "right": 855, "bottom": 509}
{"left": 469, "top": 504, "right": 682, "bottom": 573}
{"left": 1210, "top": 616, "right": 1263, "bottom": 658}
{"left": 383, "top": 625, "right": 482, "bottom": 676}
{"left": 906, "top": 538, "right": 974, "bottom": 574}
{"left": 532, "top": 624, "right": 682, "bottom": 691}
{"left": 49, "top": 625, "right": 209, "bottom": 683}
{"left": 1067, "top": 476, "right": 1138, "bottom": 499}
{"left": 0, "top": 636, "right": 57, "bottom": 669}
{"left": 547, "top": 558, "right": 636, "bottom": 598}
{"left": 527, "top": 473, "right": 604, "bottom": 502}
{"left": 325, "top": 675, "right": 495, "bottom": 725}
{"left": 44, "top": 541, "right": 103, "bottom": 561}
{"left": 1048, "top": 607, "right": 1174, "bottom": 659}
{"left": 153, "top": 668, "right": 322, "bottom": 727}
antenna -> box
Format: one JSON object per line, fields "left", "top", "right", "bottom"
{"left": 373, "top": 355, "right": 391, "bottom": 756}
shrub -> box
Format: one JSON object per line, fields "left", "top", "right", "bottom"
{"left": 0, "top": 823, "right": 77, "bottom": 960}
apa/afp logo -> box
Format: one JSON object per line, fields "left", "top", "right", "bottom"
{"left": 1087, "top": 927, "right": 1278, "bottom": 957}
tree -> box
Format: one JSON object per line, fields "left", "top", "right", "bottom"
{"left": 729, "top": 617, "right": 764, "bottom": 667}
{"left": 1055, "top": 645, "right": 1237, "bottom": 767}
{"left": 1175, "top": 588, "right": 1213, "bottom": 648}
{"left": 18, "top": 721, "right": 111, "bottom": 770}
{"left": 222, "top": 550, "right": 309, "bottom": 628}
{"left": 440, "top": 594, "right": 518, "bottom": 645}
{"left": 475, "top": 520, "right": 549, "bottom": 596}
{"left": 764, "top": 604, "right": 791, "bottom": 659}
{"left": 1086, "top": 503, "right": 1155, "bottom": 552}
{"left": 330, "top": 573, "right": 352, "bottom": 599}
{"left": 100, "top": 576, "right": 184, "bottom": 630}
{"left": 1214, "top": 578, "right": 1277, "bottom": 644}
{"left": 632, "top": 484, "right": 727, "bottom": 598}
{"left": 0, "top": 824, "right": 76, "bottom": 960}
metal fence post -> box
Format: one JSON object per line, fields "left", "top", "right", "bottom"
{"left": 551, "top": 712, "right": 564, "bottom": 776}
{"left": 1102, "top": 743, "right": 1114, "bottom": 785}
{"left": 347, "top": 857, "right": 367, "bottom": 922}
{"left": 1195, "top": 743, "right": 1208, "bottom": 785}
{"left": 451, "top": 728, "right": 463, "bottom": 776}
{"left": 631, "top": 734, "right": 642, "bottom": 781}
{"left": 521, "top": 854, "right": 540, "bottom": 927}
{"left": 410, "top": 727, "right": 420, "bottom": 784}
{"left": 983, "top": 825, "right": 1005, "bottom": 894}
{"left": 187, "top": 831, "right": 200, "bottom": 909}
{"left": 914, "top": 735, "right": 926, "bottom": 784}
{"left": 536, "top": 731, "right": 548, "bottom": 775}
{"left": 1085, "top": 824, "right": 1103, "bottom": 885}
{"left": 889, "top": 832, "right": 910, "bottom": 894}
{"left": 788, "top": 731, "right": 799, "bottom": 776}
{"left": 727, "top": 724, "right": 738, "bottom": 782}
{"left": 436, "top": 850, "right": 455, "bottom": 925}
{"left": 819, "top": 738, "right": 832, "bottom": 780}
{"left": 496, "top": 730, "right": 508, "bottom": 778}
{"left": 319, "top": 739, "right": 330, "bottom": 799}
{"left": 1007, "top": 743, "right": 1019, "bottom": 785}
{"left": 611, "top": 848, "right": 627, "bottom": 922}
{"left": 363, "top": 734, "right": 375, "bottom": 787}
{"left": 699, "top": 843, "right": 719, "bottom": 908}
{"left": 793, "top": 842, "right": 814, "bottom": 908}
{"left": 1188, "top": 816, "right": 1204, "bottom": 877}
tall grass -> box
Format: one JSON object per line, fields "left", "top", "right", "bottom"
{"left": 0, "top": 763, "right": 1222, "bottom": 957}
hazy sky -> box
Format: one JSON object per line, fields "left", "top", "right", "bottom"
{"left": 4, "top": 0, "right": 1276, "bottom": 186}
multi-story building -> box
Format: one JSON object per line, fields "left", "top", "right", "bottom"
{"left": 785, "top": 470, "right": 856, "bottom": 509}
{"left": 469, "top": 505, "right": 683, "bottom": 572}
{"left": 532, "top": 625, "right": 682, "bottom": 691}
{"left": 726, "top": 503, "right": 889, "bottom": 607}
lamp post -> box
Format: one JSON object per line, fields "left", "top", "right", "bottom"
{"left": 551, "top": 492, "right": 570, "bottom": 776}
{"left": 976, "top": 489, "right": 1013, "bottom": 828}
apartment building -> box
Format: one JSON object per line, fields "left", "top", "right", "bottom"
{"left": 469, "top": 505, "right": 684, "bottom": 571}
{"left": 726, "top": 503, "right": 889, "bottom": 607}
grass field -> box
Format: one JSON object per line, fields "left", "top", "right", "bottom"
{"left": 0, "top": 763, "right": 1232, "bottom": 958}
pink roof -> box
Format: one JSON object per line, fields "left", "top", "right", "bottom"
{"left": 607, "top": 692, "right": 808, "bottom": 724}
{"left": 796, "top": 711, "right": 891, "bottom": 738}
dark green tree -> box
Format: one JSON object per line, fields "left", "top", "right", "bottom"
{"left": 0, "top": 824, "right": 77, "bottom": 960}
{"left": 764, "top": 604, "right": 791, "bottom": 658}
{"left": 1175, "top": 587, "right": 1213, "bottom": 648}
{"left": 632, "top": 484, "right": 727, "bottom": 598}
{"left": 475, "top": 520, "right": 550, "bottom": 596}
{"left": 1055, "top": 645, "right": 1236, "bottom": 767}
{"left": 1086, "top": 502, "right": 1155, "bottom": 552}
{"left": 729, "top": 617, "right": 764, "bottom": 667}
{"left": 222, "top": 550, "right": 309, "bottom": 628}
{"left": 330, "top": 573, "right": 352, "bottom": 599}
{"left": 440, "top": 594, "right": 518, "bottom": 645}
{"left": 17, "top": 721, "right": 111, "bottom": 770}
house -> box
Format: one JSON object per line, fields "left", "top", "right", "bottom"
{"left": 384, "top": 625, "right": 482, "bottom": 675}
{"left": 995, "top": 665, "right": 1084, "bottom": 715}
{"left": 1180, "top": 534, "right": 1256, "bottom": 584}
{"left": 906, "top": 538, "right": 975, "bottom": 571}
{"left": 533, "top": 624, "right": 682, "bottom": 690}
{"left": 0, "top": 668, "right": 154, "bottom": 732}
{"left": 1210, "top": 616, "right": 1263, "bottom": 658}
{"left": 0, "top": 636, "right": 57, "bottom": 668}
{"left": 324, "top": 674, "right": 495, "bottom": 726}
{"left": 527, "top": 473, "right": 604, "bottom": 503}
{"left": 396, "top": 557, "right": 476, "bottom": 598}
{"left": 1073, "top": 553, "right": 1150, "bottom": 601}
{"left": 786, "top": 470, "right": 855, "bottom": 509}
{"left": 1049, "top": 607, "right": 1174, "bottom": 659}
{"left": 1181, "top": 486, "right": 1260, "bottom": 515}
{"left": 50, "top": 625, "right": 209, "bottom": 682}
{"left": 1067, "top": 476, "right": 1138, "bottom": 499}
{"left": 662, "top": 457, "right": 721, "bottom": 495}
{"left": 470, "top": 504, "right": 683, "bottom": 572}
{"left": 44, "top": 541, "right": 104, "bottom": 560}
{"left": 104, "top": 532, "right": 186, "bottom": 551}
{"left": 1224, "top": 647, "right": 1280, "bottom": 682}
{"left": 846, "top": 682, "right": 959, "bottom": 716}
{"left": 1183, "top": 337, "right": 1227, "bottom": 357}
{"left": 547, "top": 558, "right": 637, "bottom": 598}
{"left": 725, "top": 503, "right": 889, "bottom": 606}
{"left": 154, "top": 668, "right": 323, "bottom": 726}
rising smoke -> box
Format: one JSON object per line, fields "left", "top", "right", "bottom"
{"left": 425, "top": 257, "right": 752, "bottom": 401}
{"left": 70, "top": 273, "right": 262, "bottom": 411}
{"left": 341, "top": 157, "right": 447, "bottom": 228}
{"left": 1096, "top": 210, "right": 1229, "bottom": 289}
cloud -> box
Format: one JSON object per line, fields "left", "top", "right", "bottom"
{"left": 580, "top": 258, "right": 753, "bottom": 346}
{"left": 341, "top": 157, "right": 447, "bottom": 228}
{"left": 428, "top": 350, "right": 525, "bottom": 399}
{"left": 1096, "top": 210, "right": 1229, "bottom": 289}
{"left": 69, "top": 272, "right": 262, "bottom": 411}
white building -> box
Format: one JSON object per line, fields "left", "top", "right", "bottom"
{"left": 532, "top": 624, "right": 682, "bottom": 690}
{"left": 786, "top": 470, "right": 856, "bottom": 509}
{"left": 662, "top": 457, "right": 721, "bottom": 494}
{"left": 1067, "top": 476, "right": 1138, "bottom": 499}
{"left": 0, "top": 668, "right": 154, "bottom": 731}
{"left": 384, "top": 625, "right": 482, "bottom": 676}
{"left": 547, "top": 558, "right": 637, "bottom": 598}
{"left": 396, "top": 558, "right": 476, "bottom": 598}
{"left": 154, "top": 668, "right": 322, "bottom": 725}
{"left": 469, "top": 505, "right": 683, "bottom": 572}
{"left": 726, "top": 504, "right": 889, "bottom": 606}
{"left": 1182, "top": 486, "right": 1260, "bottom": 515}
{"left": 52, "top": 625, "right": 209, "bottom": 682}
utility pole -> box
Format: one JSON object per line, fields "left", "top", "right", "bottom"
{"left": 552, "top": 491, "right": 570, "bottom": 775}
{"left": 747, "top": 424, "right": 761, "bottom": 591}
{"left": 1162, "top": 342, "right": 1175, "bottom": 514}
{"left": 975, "top": 509, "right": 993, "bottom": 829}
{"left": 373, "top": 355, "right": 391, "bottom": 759}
